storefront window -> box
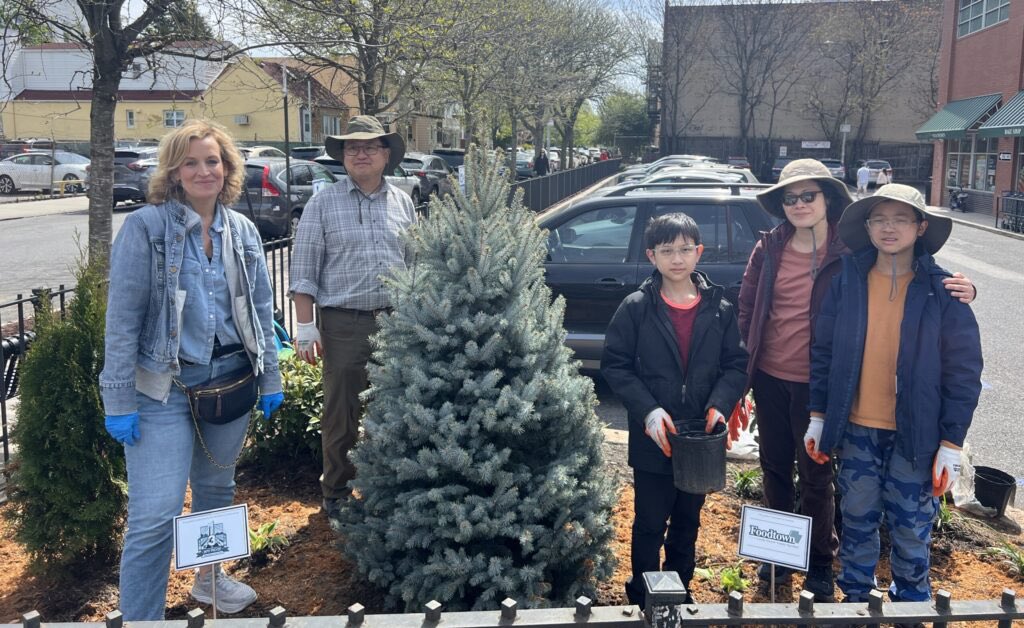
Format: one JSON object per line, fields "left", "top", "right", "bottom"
{"left": 947, "top": 139, "right": 969, "bottom": 187}
{"left": 1016, "top": 138, "right": 1024, "bottom": 192}
{"left": 971, "top": 137, "right": 996, "bottom": 191}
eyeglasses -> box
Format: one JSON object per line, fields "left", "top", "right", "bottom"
{"left": 343, "top": 144, "right": 388, "bottom": 156}
{"left": 865, "top": 217, "right": 918, "bottom": 230}
{"left": 782, "top": 190, "right": 824, "bottom": 206}
{"left": 654, "top": 245, "right": 700, "bottom": 257}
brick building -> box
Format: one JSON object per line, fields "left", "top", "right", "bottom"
{"left": 917, "top": 0, "right": 1017, "bottom": 213}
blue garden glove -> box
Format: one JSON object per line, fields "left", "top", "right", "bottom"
{"left": 105, "top": 412, "right": 140, "bottom": 446}
{"left": 259, "top": 392, "right": 284, "bottom": 419}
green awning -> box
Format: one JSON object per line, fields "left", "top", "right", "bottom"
{"left": 915, "top": 93, "right": 1001, "bottom": 140}
{"left": 978, "top": 90, "right": 1024, "bottom": 138}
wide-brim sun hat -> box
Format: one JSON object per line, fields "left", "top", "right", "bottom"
{"left": 837, "top": 183, "right": 952, "bottom": 254}
{"left": 325, "top": 115, "right": 406, "bottom": 174}
{"left": 756, "top": 158, "right": 854, "bottom": 221}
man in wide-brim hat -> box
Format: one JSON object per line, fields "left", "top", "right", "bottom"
{"left": 324, "top": 114, "right": 406, "bottom": 182}
{"left": 289, "top": 115, "right": 417, "bottom": 531}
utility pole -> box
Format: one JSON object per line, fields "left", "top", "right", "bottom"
{"left": 283, "top": 67, "right": 291, "bottom": 204}
{"left": 306, "top": 78, "right": 313, "bottom": 144}
{"left": 840, "top": 122, "right": 851, "bottom": 166}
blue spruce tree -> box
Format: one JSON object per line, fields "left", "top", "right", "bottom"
{"left": 339, "top": 147, "right": 616, "bottom": 611}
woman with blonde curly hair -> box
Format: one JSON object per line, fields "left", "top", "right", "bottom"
{"left": 100, "top": 119, "right": 284, "bottom": 620}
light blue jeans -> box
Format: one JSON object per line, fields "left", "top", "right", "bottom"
{"left": 119, "top": 352, "right": 251, "bottom": 620}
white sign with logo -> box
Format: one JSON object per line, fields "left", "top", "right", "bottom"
{"left": 173, "top": 504, "right": 251, "bottom": 570}
{"left": 737, "top": 505, "right": 811, "bottom": 572}
{"left": 779, "top": 146, "right": 788, "bottom": 157}
{"left": 801, "top": 140, "right": 831, "bottom": 149}
{"left": 840, "top": 124, "right": 852, "bottom": 134}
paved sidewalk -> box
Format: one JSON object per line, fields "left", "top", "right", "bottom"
{"left": 0, "top": 195, "right": 89, "bottom": 220}
{"left": 925, "top": 204, "right": 1024, "bottom": 242}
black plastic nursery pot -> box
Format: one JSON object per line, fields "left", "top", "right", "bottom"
{"left": 669, "top": 422, "right": 727, "bottom": 494}
{"left": 974, "top": 465, "right": 1017, "bottom": 517}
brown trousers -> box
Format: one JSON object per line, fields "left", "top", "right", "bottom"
{"left": 318, "top": 307, "right": 379, "bottom": 499}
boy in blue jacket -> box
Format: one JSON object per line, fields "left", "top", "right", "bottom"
{"left": 803, "top": 184, "right": 982, "bottom": 609}
{"left": 601, "top": 213, "right": 748, "bottom": 609}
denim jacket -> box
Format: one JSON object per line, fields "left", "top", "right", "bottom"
{"left": 100, "top": 200, "right": 282, "bottom": 415}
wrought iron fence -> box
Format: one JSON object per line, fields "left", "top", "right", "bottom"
{"left": 14, "top": 582, "right": 1024, "bottom": 628}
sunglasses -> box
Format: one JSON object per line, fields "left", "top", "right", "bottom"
{"left": 782, "top": 190, "right": 824, "bottom": 206}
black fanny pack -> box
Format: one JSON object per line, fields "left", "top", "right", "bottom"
{"left": 176, "top": 367, "right": 257, "bottom": 424}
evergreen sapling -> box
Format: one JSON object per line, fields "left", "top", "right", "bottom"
{"left": 339, "top": 147, "right": 616, "bottom": 610}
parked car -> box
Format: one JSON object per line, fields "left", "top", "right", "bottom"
{"left": 597, "top": 170, "right": 749, "bottom": 197}
{"left": 546, "top": 148, "right": 562, "bottom": 172}
{"left": 855, "top": 159, "right": 893, "bottom": 186}
{"left": 819, "top": 158, "right": 846, "bottom": 181}
{"left": 290, "top": 146, "right": 324, "bottom": 160}
{"left": 239, "top": 145, "right": 287, "bottom": 159}
{"left": 431, "top": 148, "right": 466, "bottom": 172}
{"left": 313, "top": 156, "right": 424, "bottom": 204}
{"left": 113, "top": 147, "right": 159, "bottom": 204}
{"left": 0, "top": 150, "right": 90, "bottom": 194}
{"left": 401, "top": 152, "right": 455, "bottom": 200}
{"left": 727, "top": 156, "right": 751, "bottom": 169}
{"left": 537, "top": 181, "right": 777, "bottom": 369}
{"left": 230, "top": 157, "right": 335, "bottom": 238}
{"left": 515, "top": 151, "right": 534, "bottom": 179}
{"left": 770, "top": 157, "right": 796, "bottom": 182}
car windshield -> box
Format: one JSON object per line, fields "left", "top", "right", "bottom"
{"left": 774, "top": 159, "right": 793, "bottom": 168}
{"left": 867, "top": 160, "right": 890, "bottom": 169}
{"left": 56, "top": 151, "right": 89, "bottom": 164}
{"left": 401, "top": 159, "right": 425, "bottom": 170}
{"left": 820, "top": 160, "right": 841, "bottom": 167}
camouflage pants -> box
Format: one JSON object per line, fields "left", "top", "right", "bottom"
{"left": 836, "top": 423, "right": 936, "bottom": 603}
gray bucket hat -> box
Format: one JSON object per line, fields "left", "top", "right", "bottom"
{"left": 325, "top": 115, "right": 406, "bottom": 174}
{"left": 756, "top": 158, "right": 854, "bottom": 221}
{"left": 837, "top": 183, "right": 952, "bottom": 254}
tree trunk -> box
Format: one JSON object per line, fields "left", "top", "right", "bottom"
{"left": 87, "top": 52, "right": 122, "bottom": 274}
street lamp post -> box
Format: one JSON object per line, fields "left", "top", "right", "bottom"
{"left": 283, "top": 67, "right": 292, "bottom": 205}
{"left": 840, "top": 122, "right": 851, "bottom": 165}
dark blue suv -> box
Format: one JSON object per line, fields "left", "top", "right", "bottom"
{"left": 537, "top": 183, "right": 777, "bottom": 369}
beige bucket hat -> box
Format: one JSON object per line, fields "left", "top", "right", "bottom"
{"left": 757, "top": 158, "right": 854, "bottom": 221}
{"left": 325, "top": 115, "right": 406, "bottom": 173}
{"left": 837, "top": 183, "right": 952, "bottom": 254}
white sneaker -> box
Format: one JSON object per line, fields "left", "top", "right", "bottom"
{"left": 190, "top": 566, "right": 257, "bottom": 614}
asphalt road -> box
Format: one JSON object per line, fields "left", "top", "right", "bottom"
{"left": 1, "top": 201, "right": 1022, "bottom": 484}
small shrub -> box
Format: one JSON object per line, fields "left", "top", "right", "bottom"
{"left": 3, "top": 257, "right": 126, "bottom": 574}
{"left": 730, "top": 467, "right": 763, "bottom": 500}
{"left": 248, "top": 520, "right": 289, "bottom": 567}
{"left": 245, "top": 355, "right": 323, "bottom": 467}
{"left": 934, "top": 494, "right": 953, "bottom": 531}
{"left": 720, "top": 563, "right": 749, "bottom": 593}
{"left": 986, "top": 542, "right": 1024, "bottom": 580}
{"left": 694, "top": 563, "right": 749, "bottom": 593}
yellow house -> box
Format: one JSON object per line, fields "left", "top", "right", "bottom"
{"left": 1, "top": 43, "right": 347, "bottom": 145}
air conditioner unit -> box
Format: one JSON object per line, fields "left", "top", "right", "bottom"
{"left": 234, "top": 115, "right": 250, "bottom": 125}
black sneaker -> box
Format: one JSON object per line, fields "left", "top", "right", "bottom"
{"left": 803, "top": 564, "right": 836, "bottom": 602}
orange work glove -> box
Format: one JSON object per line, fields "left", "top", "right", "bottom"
{"left": 644, "top": 407, "right": 677, "bottom": 457}
{"left": 727, "top": 397, "right": 752, "bottom": 443}
{"left": 802, "top": 416, "right": 830, "bottom": 465}
{"left": 706, "top": 407, "right": 731, "bottom": 450}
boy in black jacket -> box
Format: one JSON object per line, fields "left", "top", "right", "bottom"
{"left": 601, "top": 213, "right": 748, "bottom": 608}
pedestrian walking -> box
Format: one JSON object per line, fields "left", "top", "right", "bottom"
{"left": 100, "top": 119, "right": 284, "bottom": 620}
{"left": 875, "top": 167, "right": 892, "bottom": 189}
{"left": 856, "top": 163, "right": 871, "bottom": 197}
{"left": 736, "top": 160, "right": 976, "bottom": 602}
{"left": 534, "top": 149, "right": 550, "bottom": 176}
{"left": 804, "top": 183, "right": 982, "bottom": 607}
{"left": 602, "top": 213, "right": 748, "bottom": 609}
{"left": 289, "top": 115, "right": 417, "bottom": 530}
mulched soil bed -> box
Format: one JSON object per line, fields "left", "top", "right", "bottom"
{"left": 1, "top": 440, "right": 1021, "bottom": 625}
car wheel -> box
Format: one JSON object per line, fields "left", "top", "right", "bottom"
{"left": 289, "top": 211, "right": 302, "bottom": 237}
{"left": 0, "top": 175, "right": 15, "bottom": 194}
{"left": 62, "top": 173, "right": 83, "bottom": 194}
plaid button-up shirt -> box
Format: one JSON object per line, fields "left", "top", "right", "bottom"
{"left": 289, "top": 177, "right": 416, "bottom": 310}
